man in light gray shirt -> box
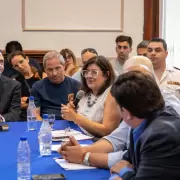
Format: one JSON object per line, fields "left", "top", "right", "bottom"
{"left": 58, "top": 121, "right": 130, "bottom": 168}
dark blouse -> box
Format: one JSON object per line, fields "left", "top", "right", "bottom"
{"left": 16, "top": 74, "right": 41, "bottom": 121}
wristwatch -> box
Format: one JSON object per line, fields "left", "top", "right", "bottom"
{"left": 83, "top": 152, "right": 91, "bottom": 166}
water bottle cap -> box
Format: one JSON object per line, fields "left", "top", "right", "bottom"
{"left": 43, "top": 114, "right": 48, "bottom": 119}
{"left": 20, "top": 137, "right": 27, "bottom": 141}
{"left": 29, "top": 96, "right": 34, "bottom": 101}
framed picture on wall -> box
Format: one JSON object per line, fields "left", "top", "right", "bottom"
{"left": 22, "top": 0, "right": 124, "bottom": 32}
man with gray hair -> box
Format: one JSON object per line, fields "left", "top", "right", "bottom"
{"left": 31, "top": 51, "right": 81, "bottom": 120}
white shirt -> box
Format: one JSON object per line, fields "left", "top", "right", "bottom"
{"left": 109, "top": 59, "right": 123, "bottom": 76}
{"left": 77, "top": 87, "right": 110, "bottom": 136}
{"left": 71, "top": 68, "right": 82, "bottom": 82}
{"left": 155, "top": 65, "right": 180, "bottom": 98}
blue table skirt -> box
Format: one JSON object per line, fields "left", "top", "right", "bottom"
{"left": 0, "top": 121, "right": 110, "bottom": 180}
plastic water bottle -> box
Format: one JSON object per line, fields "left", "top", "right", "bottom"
{"left": 27, "top": 96, "right": 37, "bottom": 130}
{"left": 17, "top": 137, "right": 31, "bottom": 180}
{"left": 38, "top": 114, "right": 52, "bottom": 156}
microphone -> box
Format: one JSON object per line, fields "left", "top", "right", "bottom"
{"left": 73, "top": 90, "right": 85, "bottom": 107}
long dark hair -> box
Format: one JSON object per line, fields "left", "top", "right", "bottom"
{"left": 81, "top": 55, "right": 115, "bottom": 96}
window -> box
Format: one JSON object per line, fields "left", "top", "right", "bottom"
{"left": 161, "top": 0, "right": 180, "bottom": 68}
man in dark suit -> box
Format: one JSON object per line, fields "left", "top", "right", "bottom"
{"left": 109, "top": 71, "right": 180, "bottom": 180}
{"left": 0, "top": 52, "right": 21, "bottom": 122}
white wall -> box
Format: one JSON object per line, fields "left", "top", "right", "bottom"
{"left": 0, "top": 0, "right": 144, "bottom": 58}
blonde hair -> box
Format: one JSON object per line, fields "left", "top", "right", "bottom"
{"left": 123, "top": 56, "right": 154, "bottom": 75}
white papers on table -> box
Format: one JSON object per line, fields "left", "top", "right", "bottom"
{"left": 51, "top": 144, "right": 88, "bottom": 151}
{"left": 52, "top": 129, "right": 92, "bottom": 142}
{"left": 52, "top": 129, "right": 81, "bottom": 137}
{"left": 55, "top": 159, "right": 96, "bottom": 170}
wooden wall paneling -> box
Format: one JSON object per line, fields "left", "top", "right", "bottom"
{"left": 144, "top": 0, "right": 160, "bottom": 40}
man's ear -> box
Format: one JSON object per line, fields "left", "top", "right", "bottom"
{"left": 165, "top": 51, "right": 168, "bottom": 58}
{"left": 129, "top": 47, "right": 132, "bottom": 53}
{"left": 122, "top": 107, "right": 132, "bottom": 121}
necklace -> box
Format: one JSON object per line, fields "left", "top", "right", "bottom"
{"left": 87, "top": 93, "right": 98, "bottom": 108}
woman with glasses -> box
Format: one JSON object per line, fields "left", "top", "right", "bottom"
{"left": 61, "top": 56, "right": 121, "bottom": 137}
{"left": 8, "top": 51, "right": 43, "bottom": 120}
{"left": 60, "top": 48, "right": 78, "bottom": 76}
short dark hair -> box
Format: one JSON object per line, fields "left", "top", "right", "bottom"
{"left": 115, "top": 35, "right": 133, "bottom": 48}
{"left": 8, "top": 51, "right": 26, "bottom": 64}
{"left": 81, "top": 55, "right": 115, "bottom": 96}
{"left": 81, "top": 48, "right": 98, "bottom": 56}
{"left": 5, "top": 41, "right": 23, "bottom": 55}
{"left": 148, "top": 38, "right": 167, "bottom": 51}
{"left": 111, "top": 71, "right": 165, "bottom": 119}
{"left": 137, "top": 40, "right": 149, "bottom": 49}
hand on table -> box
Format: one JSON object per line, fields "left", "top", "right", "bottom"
{"left": 57, "top": 136, "right": 86, "bottom": 164}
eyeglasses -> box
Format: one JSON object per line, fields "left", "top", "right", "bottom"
{"left": 81, "top": 69, "right": 99, "bottom": 78}
{"left": 81, "top": 48, "right": 98, "bottom": 55}
{"left": 117, "top": 45, "right": 129, "bottom": 50}
{"left": 12, "top": 59, "right": 25, "bottom": 69}
{"left": 64, "top": 54, "right": 72, "bottom": 61}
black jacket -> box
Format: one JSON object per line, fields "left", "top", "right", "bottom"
{"left": 122, "top": 106, "right": 180, "bottom": 180}
{"left": 0, "top": 75, "right": 21, "bottom": 121}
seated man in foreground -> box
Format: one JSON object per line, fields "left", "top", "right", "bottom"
{"left": 0, "top": 52, "right": 21, "bottom": 121}
{"left": 31, "top": 51, "right": 81, "bottom": 120}
{"left": 109, "top": 71, "right": 180, "bottom": 180}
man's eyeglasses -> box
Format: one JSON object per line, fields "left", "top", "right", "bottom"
{"left": 117, "top": 45, "right": 129, "bottom": 50}
{"left": 81, "top": 48, "right": 98, "bottom": 55}
{"left": 81, "top": 69, "right": 99, "bottom": 78}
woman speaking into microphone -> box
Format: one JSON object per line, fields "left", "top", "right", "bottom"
{"left": 61, "top": 56, "right": 121, "bottom": 138}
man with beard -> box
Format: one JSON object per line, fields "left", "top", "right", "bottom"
{"left": 110, "top": 35, "right": 132, "bottom": 76}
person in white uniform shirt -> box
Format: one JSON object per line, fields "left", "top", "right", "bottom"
{"left": 147, "top": 38, "right": 180, "bottom": 98}
{"left": 61, "top": 56, "right": 121, "bottom": 137}
{"left": 110, "top": 35, "right": 132, "bottom": 76}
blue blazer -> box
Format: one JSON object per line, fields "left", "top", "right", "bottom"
{"left": 122, "top": 106, "right": 180, "bottom": 180}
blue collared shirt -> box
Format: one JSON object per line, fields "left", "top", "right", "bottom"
{"left": 109, "top": 120, "right": 147, "bottom": 180}
{"left": 133, "top": 120, "right": 147, "bottom": 150}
